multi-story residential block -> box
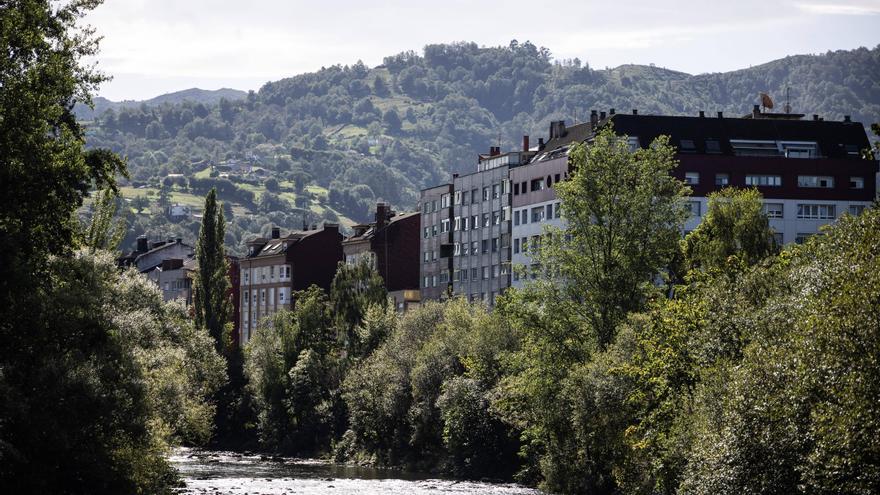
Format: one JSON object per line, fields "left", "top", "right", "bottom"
{"left": 419, "top": 183, "right": 454, "bottom": 301}
{"left": 344, "top": 203, "right": 421, "bottom": 311}
{"left": 510, "top": 108, "right": 877, "bottom": 280}
{"left": 118, "top": 236, "right": 194, "bottom": 273}
{"left": 449, "top": 143, "right": 535, "bottom": 306}
{"left": 146, "top": 258, "right": 194, "bottom": 302}
{"left": 238, "top": 224, "right": 343, "bottom": 344}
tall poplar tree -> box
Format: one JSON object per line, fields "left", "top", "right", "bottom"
{"left": 194, "top": 188, "right": 231, "bottom": 352}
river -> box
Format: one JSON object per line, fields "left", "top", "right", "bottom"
{"left": 171, "top": 448, "right": 542, "bottom": 494}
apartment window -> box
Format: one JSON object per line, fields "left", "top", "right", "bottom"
{"left": 441, "top": 219, "right": 450, "bottom": 233}
{"left": 462, "top": 190, "right": 469, "bottom": 205}
{"left": 252, "top": 293, "right": 257, "bottom": 306}
{"left": 260, "top": 289, "right": 266, "bottom": 304}
{"left": 481, "top": 239, "right": 489, "bottom": 254}
{"left": 731, "top": 140, "right": 780, "bottom": 157}
{"left": 462, "top": 242, "right": 469, "bottom": 256}
{"left": 514, "top": 210, "right": 520, "bottom": 226}
{"left": 423, "top": 227, "right": 429, "bottom": 239}
{"left": 798, "top": 175, "right": 834, "bottom": 188}
{"left": 684, "top": 172, "right": 700, "bottom": 185}
{"left": 679, "top": 139, "right": 697, "bottom": 153}
{"left": 705, "top": 139, "right": 722, "bottom": 154}
{"left": 520, "top": 209, "right": 529, "bottom": 224}
{"left": 513, "top": 271, "right": 520, "bottom": 282}
{"left": 471, "top": 267, "right": 478, "bottom": 280}
{"left": 260, "top": 267, "right": 266, "bottom": 281}
{"left": 439, "top": 272, "right": 449, "bottom": 284}
{"left": 482, "top": 266, "right": 489, "bottom": 280}
{"left": 514, "top": 238, "right": 520, "bottom": 254}
{"left": 531, "top": 206, "right": 544, "bottom": 223}
{"left": 423, "top": 276, "right": 430, "bottom": 288}
{"left": 492, "top": 184, "right": 501, "bottom": 199}
{"left": 850, "top": 177, "right": 865, "bottom": 189}
{"left": 471, "top": 215, "right": 479, "bottom": 230}
{"left": 432, "top": 225, "right": 438, "bottom": 236}
{"left": 459, "top": 269, "right": 466, "bottom": 281}
{"left": 441, "top": 194, "right": 450, "bottom": 208}
{"left": 520, "top": 181, "right": 527, "bottom": 193}
{"left": 242, "top": 269, "right": 249, "bottom": 284}
{"left": 462, "top": 216, "right": 469, "bottom": 231}
{"left": 284, "top": 265, "right": 291, "bottom": 279}
{"left": 423, "top": 251, "right": 430, "bottom": 263}
{"left": 432, "top": 250, "right": 437, "bottom": 261}
{"left": 471, "top": 241, "right": 478, "bottom": 254}
{"left": 482, "top": 187, "right": 490, "bottom": 201}
{"left": 782, "top": 142, "right": 818, "bottom": 159}
{"left": 454, "top": 190, "right": 461, "bottom": 205}
{"left": 492, "top": 211, "right": 500, "bottom": 225}
{"left": 492, "top": 265, "right": 500, "bottom": 278}
{"left": 423, "top": 202, "right": 430, "bottom": 214}
{"left": 270, "top": 265, "right": 275, "bottom": 280}
{"left": 795, "top": 233, "right": 814, "bottom": 245}
{"left": 483, "top": 214, "right": 490, "bottom": 228}
{"left": 514, "top": 182, "right": 520, "bottom": 195}
{"left": 243, "top": 291, "right": 249, "bottom": 306}
{"left": 521, "top": 237, "right": 529, "bottom": 252}
{"left": 431, "top": 200, "right": 437, "bottom": 212}
{"left": 454, "top": 243, "right": 461, "bottom": 256}
{"left": 745, "top": 175, "right": 782, "bottom": 187}
{"left": 555, "top": 173, "right": 561, "bottom": 184}
{"left": 797, "top": 204, "right": 836, "bottom": 219}
{"left": 763, "top": 203, "right": 784, "bottom": 219}
{"left": 432, "top": 275, "right": 437, "bottom": 287}
{"left": 546, "top": 175, "right": 553, "bottom": 187}
{"left": 686, "top": 200, "right": 701, "bottom": 217}
{"left": 491, "top": 237, "right": 499, "bottom": 253}
{"left": 454, "top": 217, "right": 461, "bottom": 231}
{"left": 531, "top": 178, "right": 545, "bottom": 191}
{"left": 849, "top": 205, "right": 866, "bottom": 216}
{"left": 715, "top": 173, "right": 730, "bottom": 186}
{"left": 546, "top": 204, "right": 554, "bottom": 220}
{"left": 554, "top": 202, "right": 561, "bottom": 218}
{"left": 470, "top": 189, "right": 477, "bottom": 203}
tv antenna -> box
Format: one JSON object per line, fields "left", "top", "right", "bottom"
{"left": 784, "top": 86, "right": 791, "bottom": 114}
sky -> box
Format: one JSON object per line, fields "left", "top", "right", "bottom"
{"left": 83, "top": 0, "right": 880, "bottom": 101}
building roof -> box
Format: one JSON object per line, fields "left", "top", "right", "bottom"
{"left": 344, "top": 211, "right": 419, "bottom": 244}
{"left": 245, "top": 227, "right": 329, "bottom": 259}
{"left": 530, "top": 122, "right": 593, "bottom": 163}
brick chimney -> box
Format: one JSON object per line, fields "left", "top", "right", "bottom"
{"left": 271, "top": 226, "right": 280, "bottom": 239}
{"left": 522, "top": 135, "right": 530, "bottom": 151}
{"left": 137, "top": 235, "right": 148, "bottom": 253}
{"left": 590, "top": 110, "right": 599, "bottom": 128}
{"left": 375, "top": 202, "right": 389, "bottom": 230}
{"left": 538, "top": 137, "right": 545, "bottom": 150}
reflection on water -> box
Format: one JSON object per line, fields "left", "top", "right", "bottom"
{"left": 171, "top": 448, "right": 542, "bottom": 495}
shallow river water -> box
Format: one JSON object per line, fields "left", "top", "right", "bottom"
{"left": 171, "top": 448, "right": 542, "bottom": 495}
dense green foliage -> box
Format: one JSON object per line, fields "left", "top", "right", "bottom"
{"left": 83, "top": 42, "right": 879, "bottom": 255}
{"left": 0, "top": 2, "right": 226, "bottom": 492}
{"left": 193, "top": 188, "right": 232, "bottom": 351}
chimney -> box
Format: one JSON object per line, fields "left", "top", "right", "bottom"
{"left": 375, "top": 202, "right": 389, "bottom": 230}
{"left": 590, "top": 110, "right": 599, "bottom": 128}
{"left": 599, "top": 111, "right": 607, "bottom": 120}
{"left": 632, "top": 109, "right": 638, "bottom": 115}
{"left": 609, "top": 108, "right": 615, "bottom": 115}
{"left": 813, "top": 114, "right": 819, "bottom": 121}
{"left": 717, "top": 111, "right": 724, "bottom": 119}
{"left": 844, "top": 115, "right": 851, "bottom": 122}
{"left": 271, "top": 226, "right": 280, "bottom": 239}
{"left": 452, "top": 173, "right": 459, "bottom": 179}
{"left": 522, "top": 135, "right": 530, "bottom": 152}
{"left": 137, "top": 236, "right": 148, "bottom": 253}
{"left": 753, "top": 104, "right": 760, "bottom": 118}
{"left": 699, "top": 110, "right": 705, "bottom": 118}
{"left": 538, "top": 137, "right": 545, "bottom": 150}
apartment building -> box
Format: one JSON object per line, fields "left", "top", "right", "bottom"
{"left": 419, "top": 183, "right": 454, "bottom": 301}
{"left": 238, "top": 224, "right": 343, "bottom": 344}
{"left": 118, "top": 236, "right": 194, "bottom": 273}
{"left": 448, "top": 144, "right": 535, "bottom": 306}
{"left": 344, "top": 203, "right": 421, "bottom": 311}
{"left": 510, "top": 109, "right": 877, "bottom": 282}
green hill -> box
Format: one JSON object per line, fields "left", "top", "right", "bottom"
{"left": 83, "top": 41, "right": 880, "bottom": 253}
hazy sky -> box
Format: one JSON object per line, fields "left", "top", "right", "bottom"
{"left": 84, "top": 0, "right": 880, "bottom": 101}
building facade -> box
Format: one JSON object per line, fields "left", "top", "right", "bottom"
{"left": 344, "top": 203, "right": 421, "bottom": 311}
{"left": 419, "top": 183, "right": 454, "bottom": 301}
{"left": 238, "top": 224, "right": 343, "bottom": 344}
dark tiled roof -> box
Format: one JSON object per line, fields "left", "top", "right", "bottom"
{"left": 344, "top": 212, "right": 419, "bottom": 243}
{"left": 531, "top": 122, "right": 592, "bottom": 163}
{"left": 247, "top": 228, "right": 326, "bottom": 258}
{"left": 605, "top": 114, "right": 871, "bottom": 158}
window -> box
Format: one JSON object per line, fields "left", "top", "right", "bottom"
{"left": 715, "top": 173, "right": 730, "bottom": 186}
{"left": 441, "top": 194, "right": 450, "bottom": 208}
{"left": 795, "top": 233, "right": 814, "bottom": 245}
{"left": 554, "top": 202, "right": 561, "bottom": 218}
{"left": 850, "top": 177, "right": 865, "bottom": 189}
{"left": 471, "top": 267, "right": 478, "bottom": 280}
{"left": 454, "top": 243, "right": 461, "bottom": 256}
{"left": 423, "top": 227, "right": 429, "bottom": 239}
{"left": 520, "top": 181, "right": 527, "bottom": 193}
{"left": 782, "top": 142, "right": 818, "bottom": 158}
{"left": 745, "top": 175, "right": 782, "bottom": 187}
{"left": 432, "top": 276, "right": 437, "bottom": 287}
{"left": 492, "top": 184, "right": 500, "bottom": 199}
{"left": 462, "top": 216, "right": 469, "bottom": 231}
{"left": 471, "top": 241, "right": 478, "bottom": 254}
{"left": 471, "top": 189, "right": 479, "bottom": 204}
{"left": 514, "top": 238, "right": 520, "bottom": 254}
{"left": 514, "top": 182, "right": 520, "bottom": 195}
{"left": 554, "top": 173, "right": 561, "bottom": 184}
{"left": 454, "top": 217, "right": 461, "bottom": 231}
{"left": 686, "top": 200, "right": 701, "bottom": 217}
{"left": 849, "top": 205, "right": 866, "bottom": 216}
{"left": 481, "top": 239, "right": 489, "bottom": 254}
{"left": 531, "top": 178, "right": 545, "bottom": 191}
{"left": 260, "top": 289, "right": 266, "bottom": 304}
{"left": 423, "top": 202, "right": 430, "bottom": 214}
{"left": 432, "top": 250, "right": 438, "bottom": 261}
{"left": 492, "top": 211, "right": 500, "bottom": 225}
{"left": 431, "top": 225, "right": 438, "bottom": 236}
{"left": 491, "top": 238, "right": 499, "bottom": 253}
{"left": 797, "top": 204, "right": 836, "bottom": 219}
{"left": 705, "top": 139, "right": 722, "bottom": 154}
{"left": 520, "top": 209, "right": 528, "bottom": 224}
{"left": 731, "top": 140, "right": 780, "bottom": 157}
{"left": 514, "top": 210, "right": 520, "bottom": 226}
{"left": 482, "top": 187, "right": 490, "bottom": 201}
{"left": 454, "top": 190, "right": 461, "bottom": 204}
{"left": 242, "top": 269, "right": 249, "bottom": 284}
{"left": 423, "top": 251, "right": 430, "bottom": 263}
{"left": 462, "top": 190, "right": 469, "bottom": 205}
{"left": 763, "top": 203, "right": 784, "bottom": 218}
{"left": 441, "top": 219, "right": 450, "bottom": 233}
{"left": 462, "top": 242, "right": 469, "bottom": 256}
{"left": 243, "top": 291, "right": 249, "bottom": 305}
{"left": 546, "top": 175, "right": 553, "bottom": 187}
{"left": 684, "top": 172, "right": 700, "bottom": 185}
{"left": 423, "top": 276, "right": 430, "bottom": 288}
{"left": 531, "top": 206, "right": 544, "bottom": 223}
{"left": 439, "top": 272, "right": 449, "bottom": 284}
{"left": 260, "top": 267, "right": 266, "bottom": 281}
{"left": 492, "top": 265, "right": 500, "bottom": 278}
{"left": 483, "top": 214, "right": 490, "bottom": 228}
{"left": 679, "top": 139, "right": 697, "bottom": 153}
{"left": 431, "top": 200, "right": 437, "bottom": 212}
{"left": 471, "top": 215, "right": 479, "bottom": 230}
{"left": 546, "top": 204, "right": 554, "bottom": 220}
{"left": 798, "top": 175, "right": 834, "bottom": 188}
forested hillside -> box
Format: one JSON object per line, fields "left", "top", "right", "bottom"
{"left": 82, "top": 41, "right": 880, "bottom": 253}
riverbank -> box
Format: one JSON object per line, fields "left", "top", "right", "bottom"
{"left": 171, "top": 448, "right": 542, "bottom": 494}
